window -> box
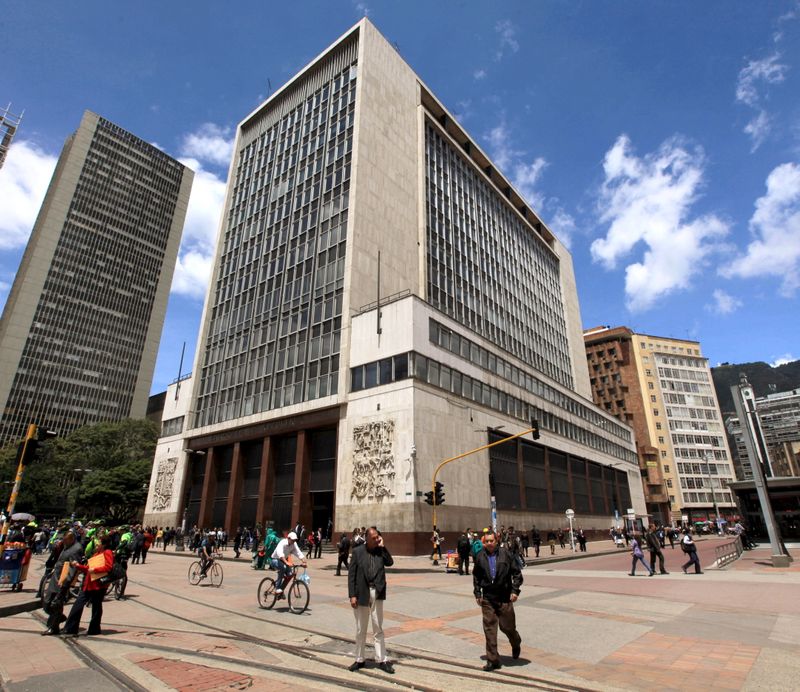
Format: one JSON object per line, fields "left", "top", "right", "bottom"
{"left": 650, "top": 395, "right": 657, "bottom": 402}
{"left": 658, "top": 436, "right": 665, "bottom": 444}
{"left": 653, "top": 409, "right": 659, "bottom": 416}
{"left": 648, "top": 382, "right": 654, "bottom": 390}
{"left": 661, "top": 450, "right": 667, "bottom": 458}
{"left": 663, "top": 464, "right": 670, "bottom": 473}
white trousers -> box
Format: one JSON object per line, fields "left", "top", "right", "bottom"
{"left": 353, "top": 587, "right": 386, "bottom": 662}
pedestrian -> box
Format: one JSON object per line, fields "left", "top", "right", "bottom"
{"left": 646, "top": 525, "right": 668, "bottom": 574}
{"left": 557, "top": 529, "right": 565, "bottom": 549}
{"left": 307, "top": 529, "right": 316, "bottom": 558}
{"left": 233, "top": 527, "right": 242, "bottom": 559}
{"left": 352, "top": 527, "right": 365, "bottom": 548}
{"left": 457, "top": 529, "right": 472, "bottom": 575}
{"left": 628, "top": 532, "right": 654, "bottom": 576}
{"left": 520, "top": 530, "right": 529, "bottom": 557}
{"left": 531, "top": 526, "right": 541, "bottom": 558}
{"left": 576, "top": 528, "right": 587, "bottom": 552}
{"left": 326, "top": 517, "right": 333, "bottom": 542}
{"left": 63, "top": 535, "right": 114, "bottom": 636}
{"left": 141, "top": 527, "right": 153, "bottom": 564}
{"left": 155, "top": 527, "right": 163, "bottom": 548}
{"left": 336, "top": 532, "right": 351, "bottom": 576}
{"left": 347, "top": 527, "right": 394, "bottom": 674}
{"left": 430, "top": 525, "right": 443, "bottom": 565}
{"left": 41, "top": 531, "right": 82, "bottom": 635}
{"left": 131, "top": 527, "right": 144, "bottom": 564}
{"left": 546, "top": 529, "right": 556, "bottom": 555}
{"left": 681, "top": 529, "right": 703, "bottom": 574}
{"left": 668, "top": 527, "right": 676, "bottom": 550}
{"left": 472, "top": 530, "right": 522, "bottom": 671}
{"left": 314, "top": 528, "right": 323, "bottom": 559}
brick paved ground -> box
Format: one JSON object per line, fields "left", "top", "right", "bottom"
{"left": 0, "top": 538, "right": 798, "bottom": 691}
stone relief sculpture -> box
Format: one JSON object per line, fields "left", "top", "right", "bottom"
{"left": 151, "top": 457, "right": 178, "bottom": 512}
{"left": 351, "top": 420, "right": 396, "bottom": 502}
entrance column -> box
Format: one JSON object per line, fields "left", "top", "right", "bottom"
{"left": 224, "top": 442, "right": 243, "bottom": 532}
{"left": 256, "top": 436, "right": 274, "bottom": 526}
{"left": 197, "top": 447, "right": 217, "bottom": 530}
{"left": 291, "top": 430, "right": 312, "bottom": 530}
{"left": 544, "top": 447, "right": 553, "bottom": 512}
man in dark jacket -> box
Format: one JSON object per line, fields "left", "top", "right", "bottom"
{"left": 42, "top": 531, "right": 83, "bottom": 635}
{"left": 347, "top": 527, "right": 394, "bottom": 674}
{"left": 646, "top": 524, "right": 668, "bottom": 574}
{"left": 473, "top": 530, "right": 523, "bottom": 671}
{"left": 457, "top": 529, "right": 472, "bottom": 575}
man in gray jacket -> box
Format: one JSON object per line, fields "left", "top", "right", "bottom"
{"left": 42, "top": 531, "right": 83, "bottom": 635}
{"left": 347, "top": 527, "right": 394, "bottom": 674}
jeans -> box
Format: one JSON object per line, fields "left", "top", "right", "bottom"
{"left": 630, "top": 554, "right": 653, "bottom": 575}
{"left": 276, "top": 561, "right": 293, "bottom": 589}
{"left": 682, "top": 550, "right": 702, "bottom": 573}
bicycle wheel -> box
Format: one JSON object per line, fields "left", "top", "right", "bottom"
{"left": 209, "top": 562, "right": 223, "bottom": 587}
{"left": 113, "top": 574, "right": 127, "bottom": 600}
{"left": 288, "top": 580, "right": 309, "bottom": 614}
{"left": 257, "top": 577, "right": 277, "bottom": 609}
{"left": 188, "top": 561, "right": 202, "bottom": 585}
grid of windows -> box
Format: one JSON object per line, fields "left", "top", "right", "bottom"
{"left": 194, "top": 38, "right": 358, "bottom": 428}
{"left": 430, "top": 319, "right": 631, "bottom": 442}
{"left": 0, "top": 116, "right": 187, "bottom": 444}
{"left": 424, "top": 121, "right": 573, "bottom": 388}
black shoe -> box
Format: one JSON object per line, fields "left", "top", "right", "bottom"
{"left": 348, "top": 661, "right": 365, "bottom": 672}
{"left": 378, "top": 662, "right": 395, "bottom": 674}
{"left": 512, "top": 644, "right": 521, "bottom": 659}
{"left": 682, "top": 567, "right": 688, "bottom": 574}
{"left": 648, "top": 572, "right": 654, "bottom": 577}
{"left": 661, "top": 571, "right": 669, "bottom": 575}
{"left": 41, "top": 629, "right": 56, "bottom": 636}
{"left": 696, "top": 571, "right": 704, "bottom": 575}
{"left": 61, "top": 632, "right": 78, "bottom": 638}
{"left": 483, "top": 661, "right": 501, "bottom": 671}
{"left": 628, "top": 572, "right": 635, "bottom": 576}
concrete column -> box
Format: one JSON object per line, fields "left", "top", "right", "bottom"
{"left": 585, "top": 463, "right": 594, "bottom": 515}
{"left": 566, "top": 454, "right": 575, "bottom": 511}
{"left": 516, "top": 438, "right": 526, "bottom": 510}
{"left": 197, "top": 447, "right": 217, "bottom": 530}
{"left": 256, "top": 436, "right": 274, "bottom": 526}
{"left": 544, "top": 447, "right": 553, "bottom": 512}
{"left": 224, "top": 442, "right": 243, "bottom": 532}
{"left": 291, "top": 430, "right": 312, "bottom": 530}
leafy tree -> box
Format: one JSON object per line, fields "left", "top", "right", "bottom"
{"left": 0, "top": 418, "right": 158, "bottom": 521}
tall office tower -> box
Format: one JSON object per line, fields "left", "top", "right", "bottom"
{"left": 0, "top": 103, "right": 23, "bottom": 171}
{"left": 726, "top": 388, "right": 800, "bottom": 480}
{"left": 584, "top": 327, "right": 738, "bottom": 527}
{"left": 145, "top": 19, "right": 641, "bottom": 551}
{"left": 0, "top": 111, "right": 193, "bottom": 444}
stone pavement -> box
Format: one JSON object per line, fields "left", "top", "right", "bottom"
{"left": 0, "top": 538, "right": 798, "bottom": 691}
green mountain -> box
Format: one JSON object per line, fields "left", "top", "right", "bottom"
{"left": 711, "top": 360, "right": 800, "bottom": 414}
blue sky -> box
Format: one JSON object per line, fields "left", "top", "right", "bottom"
{"left": 1, "top": 2, "right": 799, "bottom": 394}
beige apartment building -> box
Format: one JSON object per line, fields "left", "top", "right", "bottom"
{"left": 584, "top": 327, "right": 737, "bottom": 526}
{"left": 0, "top": 111, "right": 193, "bottom": 444}
{"left": 145, "top": 18, "right": 643, "bottom": 552}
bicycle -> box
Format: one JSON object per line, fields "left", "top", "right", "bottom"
{"left": 188, "top": 557, "right": 223, "bottom": 587}
{"left": 257, "top": 564, "right": 309, "bottom": 614}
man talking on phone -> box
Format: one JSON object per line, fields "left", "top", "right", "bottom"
{"left": 347, "top": 526, "right": 394, "bottom": 674}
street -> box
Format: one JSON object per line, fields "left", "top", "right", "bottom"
{"left": 1, "top": 538, "right": 799, "bottom": 691}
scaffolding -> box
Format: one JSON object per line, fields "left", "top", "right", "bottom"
{"left": 0, "top": 103, "right": 23, "bottom": 171}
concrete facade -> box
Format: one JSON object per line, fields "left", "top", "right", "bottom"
{"left": 0, "top": 111, "right": 193, "bottom": 444}
{"left": 148, "top": 19, "right": 642, "bottom": 553}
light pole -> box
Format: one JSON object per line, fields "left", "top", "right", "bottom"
{"left": 703, "top": 453, "right": 722, "bottom": 535}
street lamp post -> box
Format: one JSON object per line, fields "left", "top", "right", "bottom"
{"left": 703, "top": 453, "right": 722, "bottom": 535}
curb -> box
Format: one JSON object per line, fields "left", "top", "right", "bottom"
{"left": 0, "top": 599, "right": 40, "bottom": 619}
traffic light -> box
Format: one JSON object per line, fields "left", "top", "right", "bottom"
{"left": 424, "top": 490, "right": 434, "bottom": 505}
{"left": 531, "top": 418, "right": 540, "bottom": 440}
{"left": 21, "top": 426, "right": 57, "bottom": 465}
{"left": 434, "top": 481, "right": 445, "bottom": 505}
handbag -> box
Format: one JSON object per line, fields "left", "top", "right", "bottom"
{"left": 98, "top": 561, "right": 125, "bottom": 585}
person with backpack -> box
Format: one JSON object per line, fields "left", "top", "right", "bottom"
{"left": 457, "top": 529, "right": 472, "bottom": 575}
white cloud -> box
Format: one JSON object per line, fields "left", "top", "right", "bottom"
{"left": 354, "top": 0, "right": 370, "bottom": 15}
{"left": 770, "top": 353, "right": 795, "bottom": 367}
{"left": 0, "top": 141, "right": 58, "bottom": 250}
{"left": 473, "top": 69, "right": 487, "bottom": 80}
{"left": 708, "top": 289, "right": 742, "bottom": 315}
{"left": 721, "top": 162, "right": 800, "bottom": 296}
{"left": 494, "top": 20, "right": 519, "bottom": 61}
{"left": 548, "top": 208, "right": 576, "bottom": 250}
{"left": 743, "top": 110, "right": 771, "bottom": 152}
{"left": 179, "top": 123, "right": 234, "bottom": 169}
{"left": 171, "top": 156, "right": 227, "bottom": 299}
{"left": 591, "top": 135, "right": 729, "bottom": 312}
{"left": 736, "top": 53, "right": 787, "bottom": 107}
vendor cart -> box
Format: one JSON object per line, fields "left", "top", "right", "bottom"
{"left": 0, "top": 543, "right": 32, "bottom": 591}
{"left": 445, "top": 550, "right": 460, "bottom": 573}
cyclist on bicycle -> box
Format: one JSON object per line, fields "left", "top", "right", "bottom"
{"left": 198, "top": 532, "right": 217, "bottom": 579}
{"left": 271, "top": 531, "right": 306, "bottom": 595}
{"left": 114, "top": 526, "right": 132, "bottom": 599}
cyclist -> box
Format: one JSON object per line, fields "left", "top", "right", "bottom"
{"left": 270, "top": 531, "right": 306, "bottom": 596}
{"left": 198, "top": 532, "right": 217, "bottom": 579}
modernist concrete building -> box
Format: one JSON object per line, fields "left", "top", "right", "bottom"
{"left": 726, "top": 387, "right": 800, "bottom": 480}
{"left": 584, "top": 327, "right": 737, "bottom": 526}
{"left": 0, "top": 111, "right": 193, "bottom": 444}
{"left": 145, "top": 19, "right": 643, "bottom": 552}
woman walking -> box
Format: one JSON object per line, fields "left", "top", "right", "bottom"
{"left": 63, "top": 535, "right": 114, "bottom": 636}
{"left": 628, "top": 532, "right": 654, "bottom": 577}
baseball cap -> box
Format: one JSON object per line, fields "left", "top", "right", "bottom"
{"left": 287, "top": 531, "right": 298, "bottom": 540}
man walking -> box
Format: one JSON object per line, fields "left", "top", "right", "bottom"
{"left": 336, "top": 532, "right": 351, "bottom": 576}
{"left": 681, "top": 529, "right": 703, "bottom": 574}
{"left": 646, "top": 525, "right": 668, "bottom": 574}
{"left": 457, "top": 529, "right": 472, "bottom": 575}
{"left": 530, "top": 526, "right": 541, "bottom": 558}
{"left": 472, "top": 531, "right": 522, "bottom": 671}
{"left": 347, "top": 527, "right": 394, "bottom": 674}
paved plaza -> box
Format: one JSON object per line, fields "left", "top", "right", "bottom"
{"left": 1, "top": 538, "right": 799, "bottom": 691}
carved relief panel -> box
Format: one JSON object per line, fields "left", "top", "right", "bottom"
{"left": 351, "top": 420, "right": 396, "bottom": 503}
{"left": 151, "top": 456, "right": 179, "bottom": 512}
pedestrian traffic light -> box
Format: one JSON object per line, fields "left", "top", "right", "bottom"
{"left": 434, "top": 481, "right": 445, "bottom": 505}
{"left": 530, "top": 418, "right": 540, "bottom": 440}
{"left": 424, "top": 490, "right": 434, "bottom": 505}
